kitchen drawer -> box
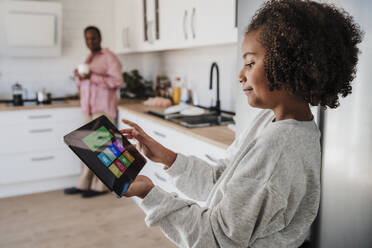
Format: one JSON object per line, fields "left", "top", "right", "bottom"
{"left": 118, "top": 109, "right": 139, "bottom": 127}
{"left": 135, "top": 116, "right": 182, "bottom": 147}
{"left": 140, "top": 119, "right": 227, "bottom": 160}
{"left": 0, "top": 148, "right": 81, "bottom": 184}
{"left": 0, "top": 107, "right": 83, "bottom": 126}
{"left": 0, "top": 118, "right": 84, "bottom": 155}
{"left": 119, "top": 109, "right": 177, "bottom": 148}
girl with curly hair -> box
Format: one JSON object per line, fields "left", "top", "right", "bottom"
{"left": 120, "top": 0, "right": 363, "bottom": 247}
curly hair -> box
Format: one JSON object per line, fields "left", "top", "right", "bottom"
{"left": 247, "top": 0, "right": 363, "bottom": 108}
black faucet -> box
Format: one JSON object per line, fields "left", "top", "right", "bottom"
{"left": 209, "top": 62, "right": 222, "bottom": 124}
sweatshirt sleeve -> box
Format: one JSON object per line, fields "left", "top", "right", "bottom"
{"left": 166, "top": 154, "right": 228, "bottom": 201}
{"left": 165, "top": 132, "right": 243, "bottom": 202}
{"left": 140, "top": 177, "right": 286, "bottom": 247}
{"left": 90, "top": 52, "right": 124, "bottom": 89}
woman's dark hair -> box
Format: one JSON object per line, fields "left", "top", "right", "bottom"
{"left": 84, "top": 26, "right": 101, "bottom": 39}
{"left": 247, "top": 0, "right": 363, "bottom": 108}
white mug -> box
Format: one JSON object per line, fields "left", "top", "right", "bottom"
{"left": 77, "top": 64, "right": 90, "bottom": 76}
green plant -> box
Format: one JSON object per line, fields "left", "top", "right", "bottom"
{"left": 121, "top": 70, "right": 154, "bottom": 98}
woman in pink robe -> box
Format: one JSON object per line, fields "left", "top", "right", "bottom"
{"left": 65, "top": 26, "right": 124, "bottom": 198}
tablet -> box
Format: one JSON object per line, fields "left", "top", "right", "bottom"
{"left": 63, "top": 115, "right": 146, "bottom": 198}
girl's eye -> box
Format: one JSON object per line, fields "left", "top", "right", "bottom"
{"left": 245, "top": 62, "right": 255, "bottom": 68}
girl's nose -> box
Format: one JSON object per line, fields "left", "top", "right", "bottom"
{"left": 238, "top": 70, "right": 246, "bottom": 84}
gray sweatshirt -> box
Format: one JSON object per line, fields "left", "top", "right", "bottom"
{"left": 139, "top": 109, "right": 321, "bottom": 248}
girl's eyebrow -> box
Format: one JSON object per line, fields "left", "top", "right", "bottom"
{"left": 242, "top": 52, "right": 256, "bottom": 59}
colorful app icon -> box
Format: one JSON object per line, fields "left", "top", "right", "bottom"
{"left": 113, "top": 140, "right": 125, "bottom": 153}
{"left": 114, "top": 159, "right": 127, "bottom": 173}
{"left": 108, "top": 164, "right": 122, "bottom": 178}
{"left": 103, "top": 147, "right": 116, "bottom": 162}
{"left": 97, "top": 152, "right": 112, "bottom": 167}
{"left": 108, "top": 144, "right": 121, "bottom": 157}
{"left": 83, "top": 126, "right": 113, "bottom": 152}
{"left": 118, "top": 154, "right": 131, "bottom": 167}
{"left": 123, "top": 151, "right": 135, "bottom": 163}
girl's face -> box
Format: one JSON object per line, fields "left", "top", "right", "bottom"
{"left": 238, "top": 30, "right": 281, "bottom": 109}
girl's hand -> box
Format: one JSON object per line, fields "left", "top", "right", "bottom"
{"left": 124, "top": 175, "right": 154, "bottom": 199}
{"left": 120, "top": 119, "right": 177, "bottom": 168}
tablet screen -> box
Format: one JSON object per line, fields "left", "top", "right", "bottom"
{"left": 64, "top": 115, "right": 146, "bottom": 197}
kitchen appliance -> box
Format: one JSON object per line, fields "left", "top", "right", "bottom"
{"left": 11, "top": 83, "right": 27, "bottom": 106}
{"left": 236, "top": 0, "right": 372, "bottom": 247}
{"left": 147, "top": 106, "right": 234, "bottom": 128}
{"left": 36, "top": 90, "right": 51, "bottom": 104}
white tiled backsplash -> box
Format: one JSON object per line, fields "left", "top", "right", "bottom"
{"left": 0, "top": 0, "right": 238, "bottom": 112}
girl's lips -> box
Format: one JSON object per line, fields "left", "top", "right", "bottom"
{"left": 243, "top": 87, "right": 253, "bottom": 95}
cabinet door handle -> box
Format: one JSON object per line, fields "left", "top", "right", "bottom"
{"left": 147, "top": 21, "right": 155, "bottom": 44}
{"left": 31, "top": 155, "right": 55, "bottom": 162}
{"left": 235, "top": 0, "right": 238, "bottom": 28}
{"left": 183, "top": 9, "right": 188, "bottom": 40}
{"left": 122, "top": 27, "right": 126, "bottom": 48}
{"left": 154, "top": 172, "right": 167, "bottom": 182}
{"left": 153, "top": 130, "right": 166, "bottom": 138}
{"left": 126, "top": 27, "right": 130, "bottom": 47}
{"left": 191, "top": 7, "right": 196, "bottom": 39}
{"left": 29, "top": 128, "right": 53, "bottom": 133}
{"left": 28, "top": 114, "right": 52, "bottom": 119}
{"left": 205, "top": 154, "right": 217, "bottom": 163}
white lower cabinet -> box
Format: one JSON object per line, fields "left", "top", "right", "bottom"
{"left": 0, "top": 148, "right": 81, "bottom": 184}
{"left": 119, "top": 108, "right": 226, "bottom": 205}
{"left": 0, "top": 107, "right": 84, "bottom": 198}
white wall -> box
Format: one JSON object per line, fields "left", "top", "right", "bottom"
{"left": 0, "top": 0, "right": 115, "bottom": 99}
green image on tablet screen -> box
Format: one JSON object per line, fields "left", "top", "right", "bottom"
{"left": 82, "top": 126, "right": 113, "bottom": 152}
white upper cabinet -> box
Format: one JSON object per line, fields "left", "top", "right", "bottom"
{"left": 193, "top": 0, "right": 237, "bottom": 46}
{"left": 114, "top": 0, "right": 143, "bottom": 53}
{"left": 0, "top": 0, "right": 62, "bottom": 57}
{"left": 159, "top": 0, "right": 197, "bottom": 49}
{"left": 114, "top": 0, "right": 237, "bottom": 54}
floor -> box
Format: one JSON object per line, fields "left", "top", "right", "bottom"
{"left": 0, "top": 190, "right": 176, "bottom": 248}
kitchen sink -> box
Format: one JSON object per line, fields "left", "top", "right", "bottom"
{"left": 170, "top": 114, "right": 234, "bottom": 128}
{"left": 147, "top": 110, "right": 234, "bottom": 128}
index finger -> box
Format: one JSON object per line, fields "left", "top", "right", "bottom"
{"left": 121, "top": 119, "right": 142, "bottom": 131}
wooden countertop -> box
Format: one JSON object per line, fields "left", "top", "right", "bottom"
{"left": 118, "top": 99, "right": 235, "bottom": 149}
{"left": 0, "top": 100, "right": 80, "bottom": 111}
{"left": 0, "top": 98, "right": 235, "bottom": 149}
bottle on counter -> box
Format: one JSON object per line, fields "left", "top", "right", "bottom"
{"left": 172, "top": 77, "right": 182, "bottom": 105}
{"left": 172, "top": 76, "right": 191, "bottom": 105}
